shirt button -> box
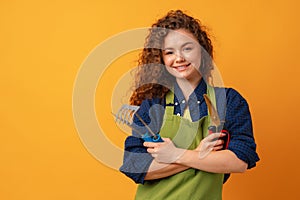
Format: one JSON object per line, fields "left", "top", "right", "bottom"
{"left": 197, "top": 100, "right": 200, "bottom": 104}
{"left": 175, "top": 102, "right": 179, "bottom": 106}
{"left": 177, "top": 113, "right": 181, "bottom": 116}
{"left": 181, "top": 100, "right": 186, "bottom": 104}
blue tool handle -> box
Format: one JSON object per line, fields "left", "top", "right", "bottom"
{"left": 142, "top": 133, "right": 164, "bottom": 142}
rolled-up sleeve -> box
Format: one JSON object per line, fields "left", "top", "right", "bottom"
{"left": 119, "top": 136, "right": 153, "bottom": 184}
{"left": 119, "top": 99, "right": 163, "bottom": 184}
{"left": 225, "top": 88, "right": 260, "bottom": 169}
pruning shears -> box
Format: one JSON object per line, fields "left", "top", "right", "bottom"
{"left": 203, "top": 94, "right": 230, "bottom": 150}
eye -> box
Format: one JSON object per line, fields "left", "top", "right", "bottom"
{"left": 164, "top": 51, "right": 173, "bottom": 55}
{"left": 183, "top": 47, "right": 193, "bottom": 51}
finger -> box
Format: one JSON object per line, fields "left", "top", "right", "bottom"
{"left": 213, "top": 139, "right": 224, "bottom": 147}
{"left": 200, "top": 142, "right": 215, "bottom": 152}
{"left": 213, "top": 139, "right": 225, "bottom": 150}
{"left": 213, "top": 145, "right": 223, "bottom": 151}
{"left": 147, "top": 148, "right": 152, "bottom": 153}
{"left": 161, "top": 137, "right": 171, "bottom": 142}
{"left": 143, "top": 142, "right": 159, "bottom": 148}
{"left": 205, "top": 132, "right": 221, "bottom": 141}
{"left": 218, "top": 133, "right": 227, "bottom": 138}
{"left": 147, "top": 147, "right": 157, "bottom": 154}
{"left": 202, "top": 140, "right": 221, "bottom": 151}
{"left": 206, "top": 132, "right": 225, "bottom": 142}
{"left": 209, "top": 140, "right": 223, "bottom": 149}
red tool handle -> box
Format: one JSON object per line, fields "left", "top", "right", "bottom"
{"left": 208, "top": 126, "right": 230, "bottom": 150}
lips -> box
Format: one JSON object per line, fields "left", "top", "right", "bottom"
{"left": 172, "top": 63, "right": 191, "bottom": 72}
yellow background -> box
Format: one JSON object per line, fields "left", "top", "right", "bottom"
{"left": 1, "top": 0, "right": 300, "bottom": 199}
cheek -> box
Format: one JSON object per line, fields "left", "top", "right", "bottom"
{"left": 186, "top": 51, "right": 201, "bottom": 66}
{"left": 163, "top": 56, "right": 173, "bottom": 66}
{"left": 165, "top": 66, "right": 176, "bottom": 77}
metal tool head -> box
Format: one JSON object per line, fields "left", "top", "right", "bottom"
{"left": 114, "top": 104, "right": 140, "bottom": 125}
{"left": 112, "top": 104, "right": 157, "bottom": 138}
{"left": 203, "top": 94, "right": 220, "bottom": 126}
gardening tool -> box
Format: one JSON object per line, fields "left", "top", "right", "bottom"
{"left": 112, "top": 104, "right": 163, "bottom": 142}
{"left": 203, "top": 94, "right": 230, "bottom": 149}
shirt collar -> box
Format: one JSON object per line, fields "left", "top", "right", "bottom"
{"left": 173, "top": 78, "right": 207, "bottom": 104}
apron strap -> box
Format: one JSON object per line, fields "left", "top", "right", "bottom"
{"left": 164, "top": 82, "right": 217, "bottom": 118}
{"left": 165, "top": 90, "right": 174, "bottom": 115}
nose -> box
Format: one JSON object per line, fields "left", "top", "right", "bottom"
{"left": 175, "top": 52, "right": 185, "bottom": 63}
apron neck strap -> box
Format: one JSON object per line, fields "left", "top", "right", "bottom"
{"left": 165, "top": 90, "right": 175, "bottom": 115}
{"left": 164, "top": 82, "right": 217, "bottom": 116}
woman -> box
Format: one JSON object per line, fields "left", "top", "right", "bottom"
{"left": 120, "top": 10, "right": 259, "bottom": 200}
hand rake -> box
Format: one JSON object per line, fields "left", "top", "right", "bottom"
{"left": 112, "top": 104, "right": 163, "bottom": 142}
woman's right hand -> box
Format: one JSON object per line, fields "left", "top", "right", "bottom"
{"left": 195, "top": 132, "right": 225, "bottom": 159}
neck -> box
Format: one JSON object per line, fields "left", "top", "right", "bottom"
{"left": 176, "top": 76, "right": 202, "bottom": 100}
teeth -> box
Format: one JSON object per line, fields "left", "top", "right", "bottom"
{"left": 173, "top": 64, "right": 190, "bottom": 70}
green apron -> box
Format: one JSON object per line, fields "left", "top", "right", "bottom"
{"left": 135, "top": 85, "right": 224, "bottom": 200}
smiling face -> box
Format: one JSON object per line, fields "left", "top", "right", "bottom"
{"left": 162, "top": 29, "right": 202, "bottom": 84}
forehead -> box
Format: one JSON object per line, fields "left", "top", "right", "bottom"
{"left": 163, "top": 29, "right": 199, "bottom": 48}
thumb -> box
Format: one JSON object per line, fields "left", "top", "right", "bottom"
{"left": 162, "top": 137, "right": 171, "bottom": 142}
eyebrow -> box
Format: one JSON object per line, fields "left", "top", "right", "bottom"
{"left": 163, "top": 42, "right": 194, "bottom": 50}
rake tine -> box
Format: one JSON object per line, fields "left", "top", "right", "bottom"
{"left": 112, "top": 111, "right": 122, "bottom": 124}
{"left": 124, "top": 106, "right": 132, "bottom": 124}
{"left": 118, "top": 105, "right": 129, "bottom": 124}
{"left": 111, "top": 112, "right": 120, "bottom": 122}
{"left": 118, "top": 106, "right": 125, "bottom": 124}
{"left": 113, "top": 104, "right": 157, "bottom": 139}
{"left": 118, "top": 105, "right": 137, "bottom": 124}
{"left": 115, "top": 107, "right": 122, "bottom": 124}
{"left": 111, "top": 112, "right": 144, "bottom": 137}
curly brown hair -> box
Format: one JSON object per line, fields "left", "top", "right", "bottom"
{"left": 129, "top": 10, "right": 214, "bottom": 105}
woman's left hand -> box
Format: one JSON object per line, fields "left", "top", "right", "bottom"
{"left": 144, "top": 138, "right": 185, "bottom": 164}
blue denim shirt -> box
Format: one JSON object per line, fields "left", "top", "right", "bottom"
{"left": 120, "top": 79, "right": 260, "bottom": 184}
